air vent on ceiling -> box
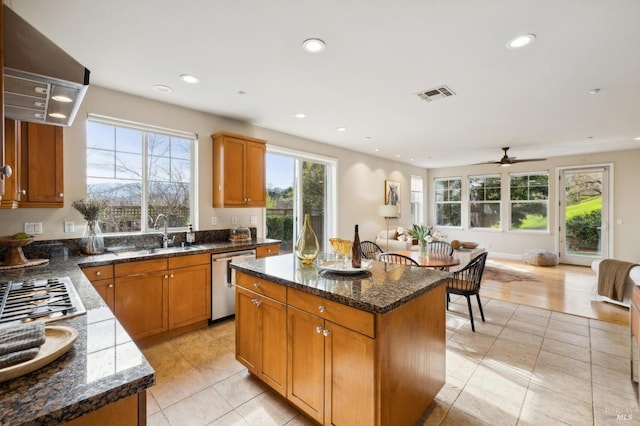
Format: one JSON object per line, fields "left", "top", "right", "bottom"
{"left": 416, "top": 85, "right": 455, "bottom": 102}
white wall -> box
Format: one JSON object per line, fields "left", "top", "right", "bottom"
{"left": 0, "top": 86, "right": 426, "bottom": 243}
{"left": 427, "top": 149, "right": 640, "bottom": 263}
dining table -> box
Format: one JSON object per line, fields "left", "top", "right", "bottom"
{"left": 391, "top": 250, "right": 461, "bottom": 269}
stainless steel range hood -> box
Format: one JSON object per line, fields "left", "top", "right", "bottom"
{"left": 3, "top": 4, "right": 90, "bottom": 126}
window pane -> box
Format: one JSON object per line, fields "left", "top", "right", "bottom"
{"left": 87, "top": 149, "right": 115, "bottom": 178}
{"left": 87, "top": 122, "right": 115, "bottom": 150}
{"left": 435, "top": 178, "right": 461, "bottom": 226}
{"left": 470, "top": 202, "right": 500, "bottom": 228}
{"left": 511, "top": 202, "right": 548, "bottom": 229}
{"left": 509, "top": 173, "right": 549, "bottom": 231}
{"left": 116, "top": 152, "right": 143, "bottom": 180}
{"left": 116, "top": 127, "right": 143, "bottom": 154}
{"left": 436, "top": 203, "right": 461, "bottom": 226}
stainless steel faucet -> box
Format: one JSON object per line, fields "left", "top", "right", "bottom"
{"left": 154, "top": 214, "right": 174, "bottom": 248}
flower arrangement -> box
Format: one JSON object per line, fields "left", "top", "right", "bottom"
{"left": 72, "top": 199, "right": 107, "bottom": 221}
{"left": 408, "top": 224, "right": 433, "bottom": 243}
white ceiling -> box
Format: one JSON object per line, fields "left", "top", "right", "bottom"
{"left": 8, "top": 0, "right": 640, "bottom": 168}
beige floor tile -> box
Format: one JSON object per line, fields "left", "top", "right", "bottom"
{"left": 498, "top": 326, "right": 544, "bottom": 348}
{"left": 514, "top": 305, "right": 551, "bottom": 321}
{"left": 440, "top": 406, "right": 492, "bottom": 425}
{"left": 591, "top": 349, "right": 629, "bottom": 375}
{"left": 208, "top": 410, "right": 250, "bottom": 426}
{"left": 435, "top": 375, "right": 466, "bottom": 406}
{"left": 592, "top": 382, "right": 639, "bottom": 414}
{"left": 548, "top": 317, "right": 590, "bottom": 336}
{"left": 449, "top": 382, "right": 520, "bottom": 425}
{"left": 147, "top": 411, "right": 170, "bottom": 426}
{"left": 541, "top": 337, "right": 591, "bottom": 364}
{"left": 467, "top": 362, "right": 529, "bottom": 400}
{"left": 544, "top": 326, "right": 591, "bottom": 348}
{"left": 504, "top": 318, "right": 547, "bottom": 337}
{"left": 446, "top": 348, "right": 480, "bottom": 382}
{"left": 521, "top": 383, "right": 594, "bottom": 425}
{"left": 147, "top": 354, "right": 212, "bottom": 408}
{"left": 162, "top": 385, "right": 233, "bottom": 426}
{"left": 591, "top": 334, "right": 630, "bottom": 359}
{"left": 235, "top": 391, "right": 299, "bottom": 425}
{"left": 283, "top": 414, "right": 316, "bottom": 425}
{"left": 214, "top": 369, "right": 268, "bottom": 408}
{"left": 590, "top": 318, "right": 629, "bottom": 335}
{"left": 550, "top": 310, "right": 590, "bottom": 326}
{"left": 531, "top": 364, "right": 593, "bottom": 404}
{"left": 146, "top": 391, "right": 161, "bottom": 416}
{"left": 536, "top": 349, "right": 591, "bottom": 381}
{"left": 415, "top": 399, "right": 452, "bottom": 426}
{"left": 591, "top": 364, "right": 636, "bottom": 396}
{"left": 449, "top": 328, "right": 497, "bottom": 357}
{"left": 484, "top": 338, "right": 539, "bottom": 372}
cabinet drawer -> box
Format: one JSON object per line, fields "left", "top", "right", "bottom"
{"left": 287, "top": 288, "right": 375, "bottom": 338}
{"left": 82, "top": 264, "right": 114, "bottom": 281}
{"left": 168, "top": 253, "right": 210, "bottom": 269}
{"left": 115, "top": 258, "right": 168, "bottom": 276}
{"left": 236, "top": 272, "right": 286, "bottom": 303}
{"left": 256, "top": 244, "right": 279, "bottom": 258}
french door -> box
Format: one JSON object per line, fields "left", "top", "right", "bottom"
{"left": 265, "top": 148, "right": 336, "bottom": 254}
{"left": 558, "top": 166, "right": 610, "bottom": 265}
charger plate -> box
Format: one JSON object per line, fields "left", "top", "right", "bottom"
{"left": 316, "top": 258, "right": 373, "bottom": 274}
{"left": 0, "top": 325, "right": 78, "bottom": 383}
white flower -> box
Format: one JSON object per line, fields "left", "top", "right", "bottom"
{"left": 426, "top": 236, "right": 434, "bottom": 243}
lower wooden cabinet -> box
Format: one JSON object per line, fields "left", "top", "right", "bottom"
{"left": 287, "top": 302, "right": 374, "bottom": 425}
{"left": 236, "top": 279, "right": 287, "bottom": 396}
{"left": 256, "top": 243, "right": 279, "bottom": 258}
{"left": 91, "top": 278, "right": 115, "bottom": 311}
{"left": 115, "top": 270, "right": 168, "bottom": 340}
{"left": 168, "top": 262, "right": 211, "bottom": 329}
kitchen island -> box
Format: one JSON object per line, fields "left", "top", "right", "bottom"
{"left": 231, "top": 254, "right": 448, "bottom": 426}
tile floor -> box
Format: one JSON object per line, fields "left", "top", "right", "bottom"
{"left": 143, "top": 295, "right": 640, "bottom": 425}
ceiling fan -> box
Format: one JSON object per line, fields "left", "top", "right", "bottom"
{"left": 485, "top": 147, "right": 547, "bottom": 167}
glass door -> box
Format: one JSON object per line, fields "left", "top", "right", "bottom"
{"left": 559, "top": 166, "right": 610, "bottom": 265}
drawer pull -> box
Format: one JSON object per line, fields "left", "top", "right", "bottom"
{"left": 318, "top": 305, "right": 326, "bottom": 313}
{"left": 316, "top": 326, "right": 323, "bottom": 334}
{"left": 253, "top": 282, "right": 260, "bottom": 289}
{"left": 322, "top": 329, "right": 330, "bottom": 337}
{"left": 108, "top": 284, "right": 114, "bottom": 288}
{"left": 96, "top": 271, "right": 102, "bottom": 276}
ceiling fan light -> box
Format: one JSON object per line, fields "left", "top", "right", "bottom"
{"left": 302, "top": 38, "right": 326, "bottom": 53}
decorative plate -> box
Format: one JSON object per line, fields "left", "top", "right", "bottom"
{"left": 316, "top": 258, "right": 373, "bottom": 274}
{"left": 0, "top": 325, "right": 78, "bottom": 383}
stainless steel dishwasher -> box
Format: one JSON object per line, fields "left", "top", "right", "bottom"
{"left": 211, "top": 250, "right": 256, "bottom": 321}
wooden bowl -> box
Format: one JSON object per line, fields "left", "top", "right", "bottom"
{"left": 460, "top": 241, "right": 478, "bottom": 249}
{"left": 0, "top": 236, "right": 34, "bottom": 266}
{"left": 450, "top": 240, "right": 461, "bottom": 250}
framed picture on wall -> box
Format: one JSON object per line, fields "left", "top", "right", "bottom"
{"left": 384, "top": 180, "right": 400, "bottom": 217}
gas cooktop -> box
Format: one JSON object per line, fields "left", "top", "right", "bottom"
{"left": 0, "top": 277, "right": 86, "bottom": 325}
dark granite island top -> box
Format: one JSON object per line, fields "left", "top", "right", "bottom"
{"left": 230, "top": 253, "right": 449, "bottom": 314}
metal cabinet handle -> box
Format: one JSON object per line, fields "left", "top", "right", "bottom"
{"left": 322, "top": 329, "right": 330, "bottom": 337}
{"left": 316, "top": 326, "right": 323, "bottom": 334}
{"left": 318, "top": 305, "right": 326, "bottom": 313}
{"left": 164, "top": 274, "right": 169, "bottom": 279}
{"left": 253, "top": 282, "right": 259, "bottom": 289}
{"left": 170, "top": 274, "right": 174, "bottom": 278}
{"left": 58, "top": 193, "right": 64, "bottom": 197}
{"left": 0, "top": 165, "right": 12, "bottom": 178}
{"left": 20, "top": 189, "right": 26, "bottom": 195}
{"left": 96, "top": 271, "right": 102, "bottom": 276}
{"left": 108, "top": 284, "right": 114, "bottom": 288}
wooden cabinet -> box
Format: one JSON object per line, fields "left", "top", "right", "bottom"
{"left": 631, "top": 286, "right": 640, "bottom": 398}
{"left": 287, "top": 288, "right": 375, "bottom": 425}
{"left": 256, "top": 243, "right": 279, "bottom": 258}
{"left": 82, "top": 264, "right": 116, "bottom": 311}
{"left": 211, "top": 131, "right": 266, "bottom": 207}
{"left": 18, "top": 122, "right": 64, "bottom": 207}
{"left": 0, "top": 119, "right": 20, "bottom": 208}
{"left": 235, "top": 272, "right": 287, "bottom": 397}
{"left": 168, "top": 254, "right": 211, "bottom": 329}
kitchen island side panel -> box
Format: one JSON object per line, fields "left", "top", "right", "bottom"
{"left": 376, "top": 283, "right": 446, "bottom": 426}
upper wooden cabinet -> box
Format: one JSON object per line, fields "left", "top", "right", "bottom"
{"left": 0, "top": 119, "right": 20, "bottom": 209}
{"left": 19, "top": 122, "right": 64, "bottom": 208}
{"left": 211, "top": 131, "right": 266, "bottom": 208}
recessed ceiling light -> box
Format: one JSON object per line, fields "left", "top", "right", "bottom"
{"left": 506, "top": 34, "right": 536, "bottom": 49}
{"left": 336, "top": 127, "right": 347, "bottom": 132}
{"left": 302, "top": 38, "right": 326, "bottom": 53}
{"left": 180, "top": 74, "right": 200, "bottom": 84}
{"left": 588, "top": 88, "right": 601, "bottom": 95}
{"left": 49, "top": 112, "right": 67, "bottom": 119}
{"left": 51, "top": 95, "right": 73, "bottom": 103}
{"left": 153, "top": 85, "right": 172, "bottom": 93}
{"left": 634, "top": 137, "right": 640, "bottom": 141}
{"left": 294, "top": 113, "right": 307, "bottom": 119}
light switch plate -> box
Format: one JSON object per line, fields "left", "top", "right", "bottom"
{"left": 231, "top": 216, "right": 238, "bottom": 225}
{"left": 64, "top": 221, "right": 75, "bottom": 233}
{"left": 250, "top": 215, "right": 257, "bottom": 224}
{"left": 25, "top": 222, "right": 43, "bottom": 235}
{"left": 211, "top": 217, "right": 217, "bottom": 225}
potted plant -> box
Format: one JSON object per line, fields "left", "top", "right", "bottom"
{"left": 409, "top": 224, "right": 433, "bottom": 258}
{"left": 72, "top": 199, "right": 107, "bottom": 254}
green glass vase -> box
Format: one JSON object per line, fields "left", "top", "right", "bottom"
{"left": 295, "top": 213, "right": 319, "bottom": 265}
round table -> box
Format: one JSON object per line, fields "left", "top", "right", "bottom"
{"left": 392, "top": 250, "right": 461, "bottom": 268}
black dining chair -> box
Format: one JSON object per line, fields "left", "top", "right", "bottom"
{"left": 377, "top": 252, "right": 420, "bottom": 266}
{"left": 360, "top": 241, "right": 383, "bottom": 260}
{"left": 445, "top": 252, "right": 488, "bottom": 332}
{"left": 428, "top": 241, "right": 454, "bottom": 256}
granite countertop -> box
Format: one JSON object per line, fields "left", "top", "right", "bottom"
{"left": 0, "top": 237, "right": 278, "bottom": 424}
{"left": 231, "top": 253, "right": 449, "bottom": 314}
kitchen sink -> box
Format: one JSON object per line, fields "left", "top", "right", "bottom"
{"left": 112, "top": 245, "right": 206, "bottom": 257}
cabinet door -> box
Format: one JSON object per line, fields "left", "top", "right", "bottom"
{"left": 236, "top": 286, "right": 260, "bottom": 372}
{"left": 91, "top": 278, "right": 115, "bottom": 311}
{"left": 244, "top": 140, "right": 266, "bottom": 207}
{"left": 168, "top": 263, "right": 211, "bottom": 329}
{"left": 221, "top": 135, "right": 246, "bottom": 206}
{"left": 19, "top": 122, "right": 64, "bottom": 207}
{"left": 115, "top": 271, "right": 168, "bottom": 339}
{"left": 256, "top": 243, "right": 279, "bottom": 259}
{"left": 325, "top": 322, "right": 375, "bottom": 426}
{"left": 258, "top": 294, "right": 287, "bottom": 397}
{"left": 0, "top": 119, "right": 19, "bottom": 208}
{"left": 287, "top": 306, "right": 325, "bottom": 424}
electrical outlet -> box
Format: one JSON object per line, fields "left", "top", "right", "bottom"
{"left": 64, "top": 221, "right": 75, "bottom": 233}
{"left": 231, "top": 216, "right": 238, "bottom": 225}
{"left": 250, "top": 215, "right": 257, "bottom": 224}
{"left": 211, "top": 216, "right": 217, "bottom": 225}
{"left": 25, "top": 222, "right": 43, "bottom": 235}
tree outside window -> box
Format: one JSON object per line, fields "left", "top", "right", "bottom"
{"left": 469, "top": 175, "right": 501, "bottom": 229}
{"left": 435, "top": 178, "right": 461, "bottom": 227}
{"left": 510, "top": 173, "right": 549, "bottom": 230}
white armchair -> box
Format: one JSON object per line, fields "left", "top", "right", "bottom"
{"left": 591, "top": 259, "right": 640, "bottom": 307}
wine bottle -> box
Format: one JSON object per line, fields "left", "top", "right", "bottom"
{"left": 351, "top": 224, "right": 361, "bottom": 268}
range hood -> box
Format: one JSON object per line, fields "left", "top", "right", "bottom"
{"left": 3, "top": 4, "right": 90, "bottom": 126}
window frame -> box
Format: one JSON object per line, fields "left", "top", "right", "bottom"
{"left": 434, "top": 177, "right": 462, "bottom": 228}
{"left": 508, "top": 171, "right": 549, "bottom": 232}
{"left": 86, "top": 114, "right": 198, "bottom": 235}
{"left": 468, "top": 174, "right": 502, "bottom": 230}
{"left": 410, "top": 175, "right": 424, "bottom": 226}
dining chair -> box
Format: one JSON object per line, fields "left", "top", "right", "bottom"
{"left": 445, "top": 252, "right": 488, "bottom": 332}
{"left": 360, "top": 241, "right": 383, "bottom": 260}
{"left": 377, "top": 252, "right": 420, "bottom": 266}
{"left": 428, "top": 241, "right": 454, "bottom": 256}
